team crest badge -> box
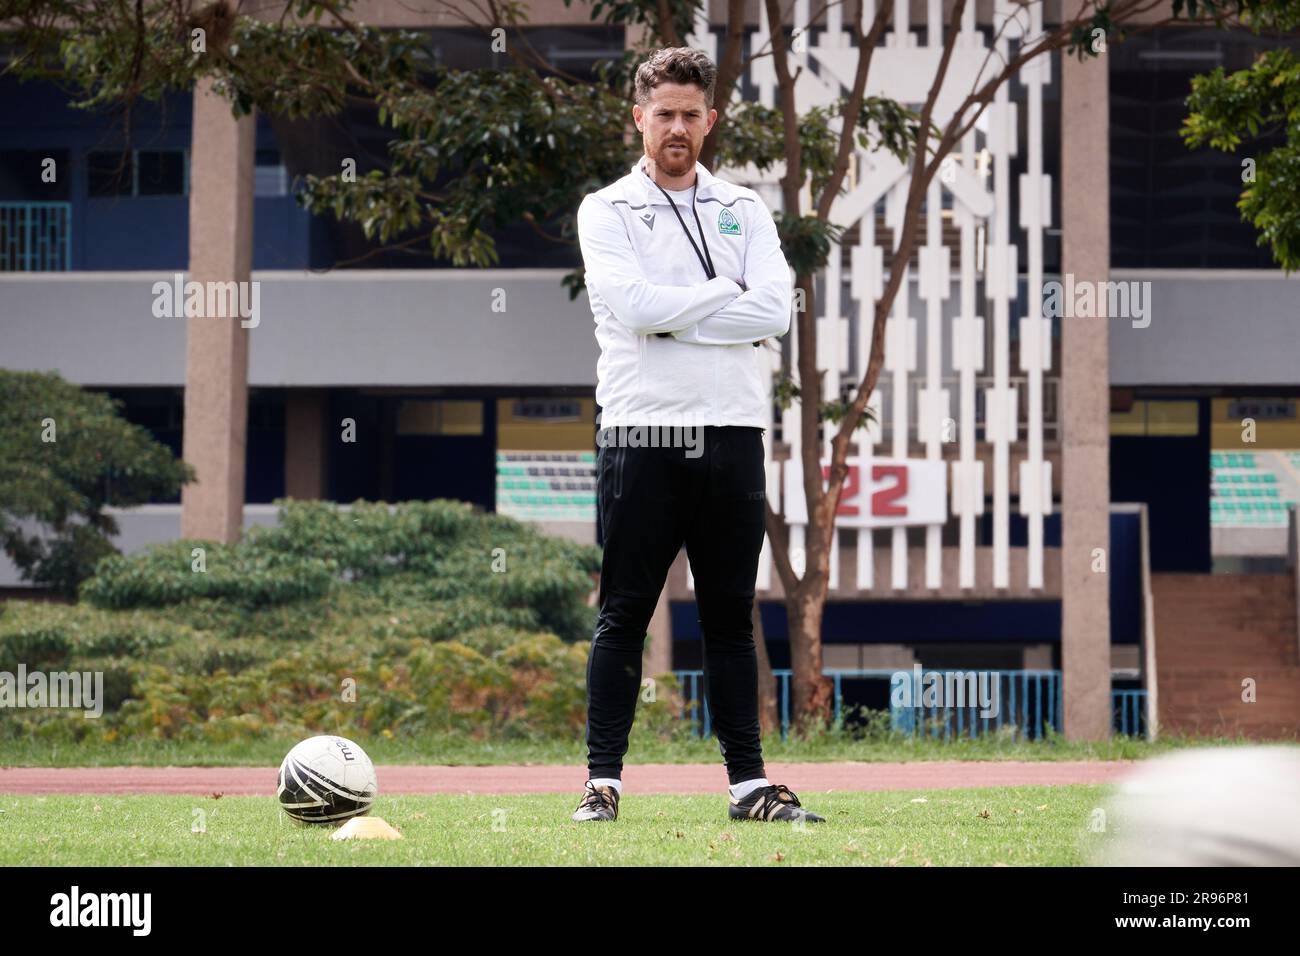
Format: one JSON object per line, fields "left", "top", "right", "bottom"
{"left": 717, "top": 208, "right": 741, "bottom": 235}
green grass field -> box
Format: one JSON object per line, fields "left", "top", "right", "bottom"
{"left": 1, "top": 785, "right": 1111, "bottom": 866}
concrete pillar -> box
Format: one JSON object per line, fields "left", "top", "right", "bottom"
{"left": 285, "top": 389, "right": 328, "bottom": 499}
{"left": 180, "top": 77, "right": 255, "bottom": 543}
{"left": 1060, "top": 52, "right": 1113, "bottom": 740}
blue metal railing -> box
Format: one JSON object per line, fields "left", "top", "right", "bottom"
{"left": 0, "top": 202, "right": 73, "bottom": 271}
{"left": 887, "top": 669, "right": 1062, "bottom": 741}
{"left": 676, "top": 669, "right": 711, "bottom": 739}
{"left": 1112, "top": 688, "right": 1148, "bottom": 737}
{"left": 672, "top": 668, "right": 1145, "bottom": 741}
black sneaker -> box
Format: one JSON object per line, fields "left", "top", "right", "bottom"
{"left": 729, "top": 784, "right": 825, "bottom": 823}
{"left": 572, "top": 781, "right": 620, "bottom": 821}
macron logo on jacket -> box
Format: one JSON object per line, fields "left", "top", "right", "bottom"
{"left": 576, "top": 158, "right": 793, "bottom": 431}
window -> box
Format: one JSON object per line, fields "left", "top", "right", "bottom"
{"left": 396, "top": 399, "right": 484, "bottom": 436}
{"left": 1110, "top": 28, "right": 1293, "bottom": 268}
{"left": 255, "top": 149, "right": 288, "bottom": 197}
{"left": 136, "top": 150, "right": 186, "bottom": 195}
{"left": 0, "top": 150, "right": 71, "bottom": 201}
{"left": 87, "top": 151, "right": 131, "bottom": 197}
{"left": 1110, "top": 400, "right": 1200, "bottom": 436}
{"left": 87, "top": 149, "right": 188, "bottom": 197}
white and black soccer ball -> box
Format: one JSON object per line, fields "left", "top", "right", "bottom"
{"left": 277, "top": 735, "right": 378, "bottom": 825}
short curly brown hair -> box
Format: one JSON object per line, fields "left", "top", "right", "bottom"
{"left": 634, "top": 47, "right": 717, "bottom": 110}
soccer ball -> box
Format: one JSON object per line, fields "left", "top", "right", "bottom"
{"left": 277, "top": 735, "right": 378, "bottom": 825}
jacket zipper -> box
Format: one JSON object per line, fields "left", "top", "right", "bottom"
{"left": 637, "top": 333, "right": 646, "bottom": 407}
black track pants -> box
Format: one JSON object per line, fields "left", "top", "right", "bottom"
{"left": 585, "top": 424, "right": 767, "bottom": 786}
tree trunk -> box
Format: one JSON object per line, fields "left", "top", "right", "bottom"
{"left": 752, "top": 601, "right": 779, "bottom": 736}
{"left": 787, "top": 590, "right": 833, "bottom": 734}
{"left": 782, "top": 263, "right": 837, "bottom": 734}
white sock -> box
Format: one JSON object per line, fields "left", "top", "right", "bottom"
{"left": 729, "top": 777, "right": 770, "bottom": 800}
{"left": 589, "top": 777, "right": 622, "bottom": 794}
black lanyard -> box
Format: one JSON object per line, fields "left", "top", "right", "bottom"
{"left": 651, "top": 178, "right": 716, "bottom": 281}
{"left": 651, "top": 177, "right": 718, "bottom": 339}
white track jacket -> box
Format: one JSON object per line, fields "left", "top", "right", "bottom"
{"left": 577, "top": 158, "right": 793, "bottom": 429}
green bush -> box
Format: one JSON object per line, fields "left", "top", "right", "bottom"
{"left": 81, "top": 540, "right": 338, "bottom": 610}
{"left": 0, "top": 603, "right": 182, "bottom": 671}
{"left": 0, "top": 497, "right": 617, "bottom": 746}
{"left": 79, "top": 498, "right": 600, "bottom": 642}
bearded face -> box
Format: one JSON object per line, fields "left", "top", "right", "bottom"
{"left": 633, "top": 81, "right": 716, "bottom": 185}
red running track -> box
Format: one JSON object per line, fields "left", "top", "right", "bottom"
{"left": 0, "top": 761, "right": 1138, "bottom": 796}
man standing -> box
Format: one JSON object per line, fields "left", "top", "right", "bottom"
{"left": 572, "top": 47, "right": 824, "bottom": 824}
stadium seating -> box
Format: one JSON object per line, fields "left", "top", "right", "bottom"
{"left": 495, "top": 451, "right": 597, "bottom": 521}
{"left": 1210, "top": 451, "right": 1296, "bottom": 527}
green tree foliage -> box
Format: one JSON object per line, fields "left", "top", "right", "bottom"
{"left": 0, "top": 370, "right": 194, "bottom": 597}
{"left": 1, "top": 0, "right": 642, "bottom": 272}
{"left": 1182, "top": 2, "right": 1300, "bottom": 269}
{"left": 0, "top": 0, "right": 928, "bottom": 284}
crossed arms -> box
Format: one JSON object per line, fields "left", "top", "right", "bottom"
{"left": 576, "top": 193, "right": 793, "bottom": 346}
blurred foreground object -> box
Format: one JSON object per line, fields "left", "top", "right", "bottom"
{"left": 1095, "top": 746, "right": 1300, "bottom": 866}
